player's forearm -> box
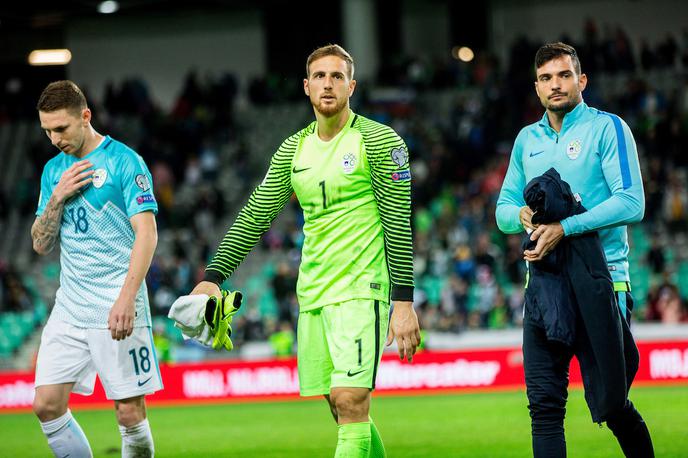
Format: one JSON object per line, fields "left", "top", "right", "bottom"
{"left": 495, "top": 202, "right": 524, "bottom": 234}
{"left": 31, "top": 195, "right": 65, "bottom": 255}
{"left": 387, "top": 228, "right": 415, "bottom": 301}
{"left": 496, "top": 165, "right": 527, "bottom": 234}
{"left": 561, "top": 191, "right": 645, "bottom": 236}
{"left": 118, "top": 226, "right": 157, "bottom": 303}
{"left": 376, "top": 199, "right": 414, "bottom": 300}
{"left": 368, "top": 171, "right": 414, "bottom": 299}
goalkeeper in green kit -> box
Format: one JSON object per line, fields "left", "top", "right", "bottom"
{"left": 188, "top": 44, "right": 420, "bottom": 457}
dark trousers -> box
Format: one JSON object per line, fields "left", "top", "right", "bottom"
{"left": 523, "top": 292, "right": 654, "bottom": 458}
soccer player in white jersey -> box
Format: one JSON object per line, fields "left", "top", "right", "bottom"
{"left": 31, "top": 80, "right": 161, "bottom": 457}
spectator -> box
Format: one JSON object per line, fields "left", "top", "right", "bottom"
{"left": 646, "top": 274, "right": 687, "bottom": 323}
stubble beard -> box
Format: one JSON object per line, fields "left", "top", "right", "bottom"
{"left": 312, "top": 95, "right": 347, "bottom": 118}
{"left": 545, "top": 92, "right": 581, "bottom": 114}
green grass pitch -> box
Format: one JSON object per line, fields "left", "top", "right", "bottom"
{"left": 1, "top": 385, "right": 686, "bottom": 457}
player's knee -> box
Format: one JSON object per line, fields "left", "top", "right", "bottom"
{"left": 332, "top": 391, "right": 368, "bottom": 420}
{"left": 115, "top": 399, "right": 146, "bottom": 427}
{"left": 33, "top": 395, "right": 67, "bottom": 422}
{"left": 528, "top": 402, "right": 566, "bottom": 435}
{"left": 324, "top": 395, "right": 338, "bottom": 422}
{"left": 607, "top": 401, "right": 643, "bottom": 433}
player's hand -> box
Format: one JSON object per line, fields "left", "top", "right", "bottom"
{"left": 523, "top": 222, "right": 564, "bottom": 262}
{"left": 190, "top": 281, "right": 221, "bottom": 298}
{"left": 108, "top": 296, "right": 136, "bottom": 341}
{"left": 386, "top": 301, "right": 421, "bottom": 363}
{"left": 53, "top": 160, "right": 94, "bottom": 203}
{"left": 519, "top": 206, "right": 537, "bottom": 231}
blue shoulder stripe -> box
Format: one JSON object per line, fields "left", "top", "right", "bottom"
{"left": 600, "top": 111, "right": 631, "bottom": 190}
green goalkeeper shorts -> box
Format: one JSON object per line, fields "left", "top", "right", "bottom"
{"left": 297, "top": 299, "right": 390, "bottom": 397}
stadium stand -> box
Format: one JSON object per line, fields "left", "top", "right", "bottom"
{"left": 1, "top": 29, "right": 688, "bottom": 367}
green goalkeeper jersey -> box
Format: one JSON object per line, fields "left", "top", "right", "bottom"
{"left": 204, "top": 111, "right": 413, "bottom": 310}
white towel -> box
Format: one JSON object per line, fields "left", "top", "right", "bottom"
{"left": 168, "top": 294, "right": 213, "bottom": 346}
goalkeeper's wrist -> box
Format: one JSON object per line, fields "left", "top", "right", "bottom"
{"left": 391, "top": 285, "right": 414, "bottom": 302}
{"left": 203, "top": 269, "right": 225, "bottom": 286}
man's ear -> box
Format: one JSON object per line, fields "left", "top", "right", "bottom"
{"left": 578, "top": 73, "right": 588, "bottom": 92}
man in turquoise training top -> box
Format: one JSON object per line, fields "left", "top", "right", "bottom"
{"left": 496, "top": 42, "right": 653, "bottom": 457}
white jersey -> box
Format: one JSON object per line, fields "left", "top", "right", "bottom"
{"left": 36, "top": 136, "right": 158, "bottom": 328}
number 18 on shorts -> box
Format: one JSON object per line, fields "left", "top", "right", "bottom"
{"left": 35, "top": 315, "right": 163, "bottom": 400}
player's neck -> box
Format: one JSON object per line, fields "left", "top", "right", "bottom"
{"left": 315, "top": 108, "right": 351, "bottom": 141}
{"left": 545, "top": 110, "right": 568, "bottom": 133}
{"left": 75, "top": 127, "right": 104, "bottom": 158}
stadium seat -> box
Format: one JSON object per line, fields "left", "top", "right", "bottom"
{"left": 677, "top": 261, "right": 688, "bottom": 299}
{"left": 466, "top": 285, "right": 482, "bottom": 312}
{"left": 33, "top": 301, "right": 48, "bottom": 323}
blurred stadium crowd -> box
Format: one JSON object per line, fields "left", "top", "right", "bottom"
{"left": 1, "top": 23, "right": 688, "bottom": 361}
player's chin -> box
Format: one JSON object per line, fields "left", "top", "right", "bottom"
{"left": 315, "top": 101, "right": 343, "bottom": 117}
{"left": 546, "top": 100, "right": 573, "bottom": 112}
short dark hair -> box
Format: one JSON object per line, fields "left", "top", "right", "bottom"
{"left": 534, "top": 42, "right": 581, "bottom": 75}
{"left": 36, "top": 80, "right": 87, "bottom": 115}
{"left": 306, "top": 44, "right": 354, "bottom": 79}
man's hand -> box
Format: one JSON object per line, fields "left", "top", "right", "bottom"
{"left": 108, "top": 296, "right": 135, "bottom": 341}
{"left": 519, "top": 206, "right": 537, "bottom": 231}
{"left": 386, "top": 301, "right": 421, "bottom": 363}
{"left": 191, "top": 281, "right": 221, "bottom": 298}
{"left": 53, "top": 160, "right": 94, "bottom": 203}
{"left": 523, "top": 222, "right": 564, "bottom": 262}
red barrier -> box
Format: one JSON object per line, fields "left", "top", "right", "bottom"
{"left": 2, "top": 340, "right": 687, "bottom": 411}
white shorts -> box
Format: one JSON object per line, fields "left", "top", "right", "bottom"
{"left": 35, "top": 314, "right": 163, "bottom": 400}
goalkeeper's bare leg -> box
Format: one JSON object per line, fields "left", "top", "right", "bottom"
{"left": 327, "top": 388, "right": 386, "bottom": 458}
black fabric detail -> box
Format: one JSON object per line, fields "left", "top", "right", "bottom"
{"left": 371, "top": 300, "right": 381, "bottom": 389}
{"left": 606, "top": 401, "right": 655, "bottom": 457}
{"left": 204, "top": 296, "right": 218, "bottom": 329}
{"left": 203, "top": 269, "right": 225, "bottom": 286}
{"left": 391, "top": 285, "right": 413, "bottom": 302}
{"left": 523, "top": 320, "right": 570, "bottom": 458}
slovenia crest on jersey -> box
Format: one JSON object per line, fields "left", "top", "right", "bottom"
{"left": 566, "top": 139, "right": 582, "bottom": 160}
{"left": 390, "top": 147, "right": 409, "bottom": 168}
{"left": 92, "top": 168, "right": 107, "bottom": 188}
{"left": 342, "top": 153, "right": 356, "bottom": 174}
{"left": 135, "top": 174, "right": 151, "bottom": 191}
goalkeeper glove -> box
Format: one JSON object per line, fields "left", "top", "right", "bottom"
{"left": 204, "top": 290, "right": 243, "bottom": 351}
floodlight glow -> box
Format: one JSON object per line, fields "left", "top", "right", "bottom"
{"left": 98, "top": 1, "right": 119, "bottom": 14}
{"left": 28, "top": 49, "right": 72, "bottom": 66}
{"left": 458, "top": 47, "right": 474, "bottom": 62}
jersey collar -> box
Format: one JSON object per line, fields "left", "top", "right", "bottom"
{"left": 63, "top": 135, "right": 112, "bottom": 162}
{"left": 314, "top": 110, "right": 356, "bottom": 145}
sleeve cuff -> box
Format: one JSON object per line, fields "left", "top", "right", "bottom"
{"left": 560, "top": 217, "right": 573, "bottom": 236}
{"left": 203, "top": 269, "right": 226, "bottom": 286}
{"left": 391, "top": 285, "right": 414, "bottom": 302}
